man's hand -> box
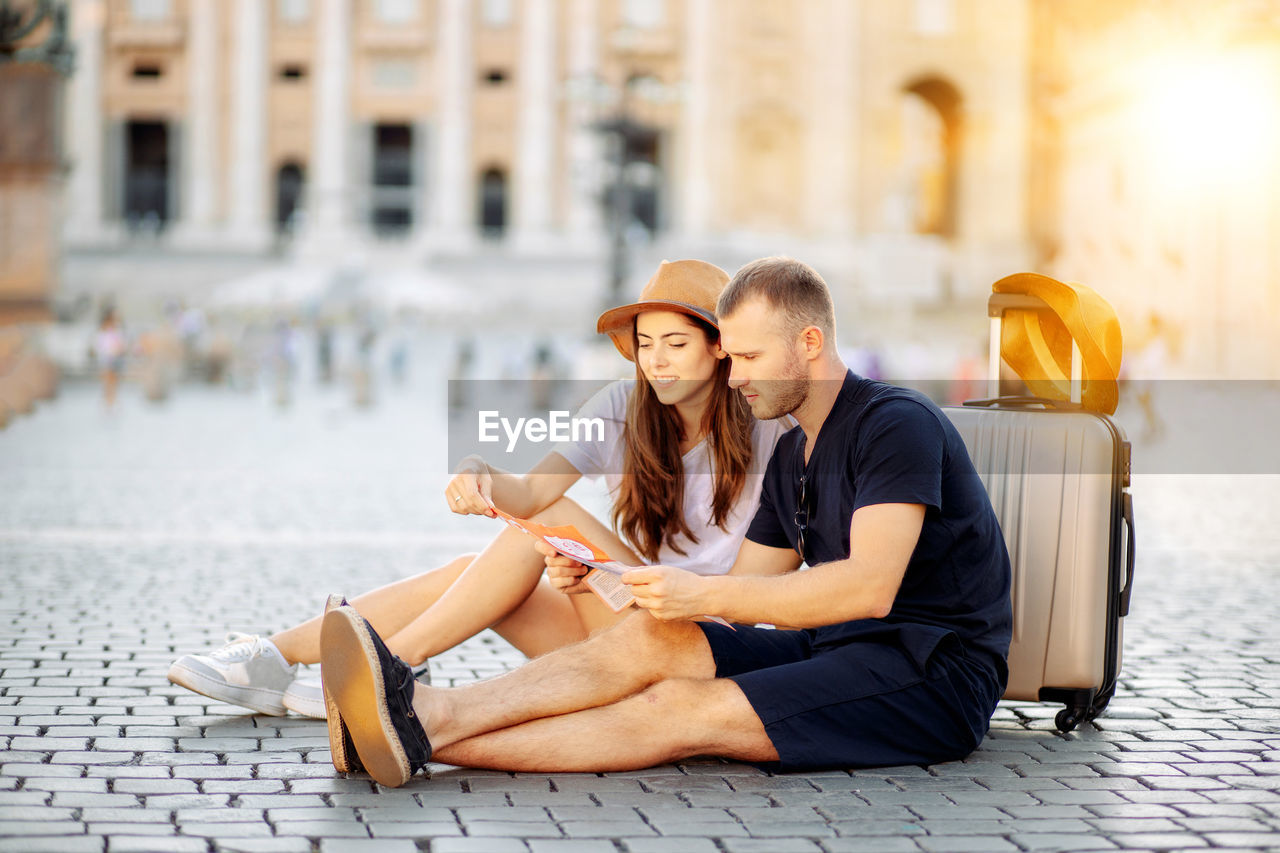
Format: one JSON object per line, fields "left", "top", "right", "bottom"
{"left": 622, "top": 566, "right": 709, "bottom": 622}
{"left": 533, "top": 540, "right": 591, "bottom": 595}
{"left": 446, "top": 455, "right": 495, "bottom": 516}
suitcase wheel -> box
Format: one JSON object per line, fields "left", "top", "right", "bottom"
{"left": 1055, "top": 707, "right": 1085, "bottom": 733}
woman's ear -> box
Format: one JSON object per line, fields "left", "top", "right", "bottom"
{"left": 714, "top": 342, "right": 728, "bottom": 359}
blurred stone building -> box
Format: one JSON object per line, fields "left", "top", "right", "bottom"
{"left": 57, "top": 0, "right": 1280, "bottom": 374}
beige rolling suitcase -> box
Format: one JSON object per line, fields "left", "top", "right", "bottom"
{"left": 942, "top": 289, "right": 1136, "bottom": 732}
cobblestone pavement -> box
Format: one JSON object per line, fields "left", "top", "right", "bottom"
{"left": 2, "top": 378, "right": 1280, "bottom": 853}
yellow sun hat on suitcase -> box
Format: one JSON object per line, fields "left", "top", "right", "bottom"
{"left": 993, "top": 272, "right": 1124, "bottom": 415}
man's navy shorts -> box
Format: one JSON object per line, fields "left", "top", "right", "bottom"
{"left": 698, "top": 622, "right": 1003, "bottom": 771}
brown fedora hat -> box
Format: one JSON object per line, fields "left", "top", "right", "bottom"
{"left": 596, "top": 259, "right": 730, "bottom": 361}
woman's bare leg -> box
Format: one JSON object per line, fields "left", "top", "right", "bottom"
{"left": 379, "top": 497, "right": 643, "bottom": 665}
{"left": 484, "top": 576, "right": 626, "bottom": 660}
{"left": 270, "top": 553, "right": 477, "bottom": 664}
{"left": 272, "top": 497, "right": 640, "bottom": 666}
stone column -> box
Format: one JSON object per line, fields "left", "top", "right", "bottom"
{"left": 429, "top": 0, "right": 473, "bottom": 245}
{"left": 804, "top": 0, "right": 855, "bottom": 237}
{"left": 226, "top": 0, "right": 270, "bottom": 249}
{"left": 175, "top": 0, "right": 218, "bottom": 242}
{"left": 63, "top": 0, "right": 108, "bottom": 245}
{"left": 512, "top": 0, "right": 556, "bottom": 248}
{"left": 677, "top": 0, "right": 713, "bottom": 237}
{"left": 303, "top": 0, "right": 353, "bottom": 252}
{"left": 565, "top": 0, "right": 602, "bottom": 240}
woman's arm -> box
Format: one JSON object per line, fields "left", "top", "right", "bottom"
{"left": 447, "top": 451, "right": 583, "bottom": 518}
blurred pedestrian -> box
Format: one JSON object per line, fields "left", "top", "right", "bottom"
{"left": 92, "top": 306, "right": 127, "bottom": 412}
{"left": 316, "top": 322, "right": 334, "bottom": 385}
{"left": 269, "top": 319, "right": 298, "bottom": 407}
{"left": 351, "top": 321, "right": 377, "bottom": 408}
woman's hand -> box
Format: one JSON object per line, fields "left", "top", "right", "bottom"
{"left": 534, "top": 540, "right": 592, "bottom": 595}
{"left": 446, "top": 455, "right": 496, "bottom": 516}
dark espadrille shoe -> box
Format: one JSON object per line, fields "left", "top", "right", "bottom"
{"left": 320, "top": 603, "right": 432, "bottom": 787}
{"left": 320, "top": 595, "right": 363, "bottom": 774}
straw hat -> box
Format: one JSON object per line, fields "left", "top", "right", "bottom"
{"left": 993, "top": 272, "right": 1124, "bottom": 415}
{"left": 596, "top": 259, "right": 730, "bottom": 361}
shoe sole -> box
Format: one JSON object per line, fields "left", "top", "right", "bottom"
{"left": 321, "top": 606, "right": 412, "bottom": 787}
{"left": 166, "top": 661, "right": 287, "bottom": 716}
{"left": 321, "top": 595, "right": 361, "bottom": 775}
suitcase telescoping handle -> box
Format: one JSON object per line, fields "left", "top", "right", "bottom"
{"left": 988, "top": 293, "right": 1083, "bottom": 404}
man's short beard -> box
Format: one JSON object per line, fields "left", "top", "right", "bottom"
{"left": 754, "top": 353, "right": 810, "bottom": 419}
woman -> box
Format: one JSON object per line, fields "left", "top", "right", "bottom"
{"left": 167, "top": 260, "right": 789, "bottom": 721}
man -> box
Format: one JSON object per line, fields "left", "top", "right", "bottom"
{"left": 321, "top": 256, "right": 1012, "bottom": 785}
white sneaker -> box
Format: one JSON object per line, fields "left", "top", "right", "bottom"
{"left": 282, "top": 675, "right": 326, "bottom": 719}
{"left": 282, "top": 662, "right": 432, "bottom": 720}
{"left": 167, "top": 633, "right": 297, "bottom": 716}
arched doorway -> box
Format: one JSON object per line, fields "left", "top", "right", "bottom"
{"left": 275, "top": 161, "right": 305, "bottom": 236}
{"left": 479, "top": 167, "right": 508, "bottom": 239}
{"left": 900, "top": 75, "right": 962, "bottom": 237}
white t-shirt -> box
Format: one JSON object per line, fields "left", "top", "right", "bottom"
{"left": 554, "top": 379, "right": 792, "bottom": 575}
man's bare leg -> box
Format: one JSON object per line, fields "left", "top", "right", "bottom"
{"left": 413, "top": 613, "right": 716, "bottom": 751}
{"left": 434, "top": 677, "right": 779, "bottom": 772}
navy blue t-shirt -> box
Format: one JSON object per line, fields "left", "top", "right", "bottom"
{"left": 746, "top": 372, "right": 1012, "bottom": 679}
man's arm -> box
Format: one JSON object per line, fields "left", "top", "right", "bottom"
{"left": 623, "top": 503, "right": 924, "bottom": 626}
{"left": 727, "top": 538, "right": 804, "bottom": 577}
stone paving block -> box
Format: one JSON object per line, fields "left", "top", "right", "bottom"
{"left": 110, "top": 778, "right": 199, "bottom": 796}
{"left": 270, "top": 821, "right": 373, "bottom": 838}
{"left": 47, "top": 752, "right": 134, "bottom": 766}
{"left": 736, "top": 820, "right": 836, "bottom": 838}
{"left": 1007, "top": 834, "right": 1118, "bottom": 851}
{"left": 268, "top": 806, "right": 360, "bottom": 823}
{"left": 178, "top": 822, "right": 277, "bottom": 838}
{"left": 1107, "top": 833, "right": 1209, "bottom": 848}
{"left": 174, "top": 807, "right": 266, "bottom": 823}
{"left": 85, "top": 767, "right": 172, "bottom": 780}
{"left": 0, "top": 822, "right": 89, "bottom": 837}
{"left": 456, "top": 805, "right": 549, "bottom": 822}
{"left": 107, "top": 838, "right": 206, "bottom": 853}
{"left": 85, "top": 826, "right": 171, "bottom": 838}
{"left": 1116, "top": 790, "right": 1210, "bottom": 805}
{"left": 728, "top": 805, "right": 823, "bottom": 821}
{"left": 827, "top": 819, "right": 926, "bottom": 836}
{"left": 77, "top": 809, "right": 171, "bottom": 825}
{"left": 914, "top": 836, "right": 1019, "bottom": 852}
{"left": 0, "top": 806, "right": 76, "bottom": 821}
{"left": 50, "top": 792, "right": 141, "bottom": 809}
{"left": 819, "top": 839, "right": 924, "bottom": 852}
{"left": 366, "top": 821, "right": 463, "bottom": 838}
{"left": 212, "top": 841, "right": 313, "bottom": 853}
{"left": 428, "top": 840, "right": 529, "bottom": 853}
{"left": 0, "top": 840, "right": 104, "bottom": 853}
{"left": 1203, "top": 831, "right": 1280, "bottom": 847}
{"left": 21, "top": 778, "right": 109, "bottom": 793}
{"left": 139, "top": 793, "right": 230, "bottom": 810}
{"left": 464, "top": 821, "right": 565, "bottom": 837}
{"left": 621, "top": 840, "right": 720, "bottom": 853}
{"left": 560, "top": 820, "right": 656, "bottom": 837}
{"left": 720, "top": 839, "right": 825, "bottom": 852}
{"left": 678, "top": 792, "right": 773, "bottom": 808}
{"left": 527, "top": 842, "right": 617, "bottom": 853}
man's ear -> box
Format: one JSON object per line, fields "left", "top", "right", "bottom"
{"left": 799, "top": 325, "right": 825, "bottom": 360}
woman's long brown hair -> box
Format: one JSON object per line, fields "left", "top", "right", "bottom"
{"left": 611, "top": 315, "right": 754, "bottom": 562}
